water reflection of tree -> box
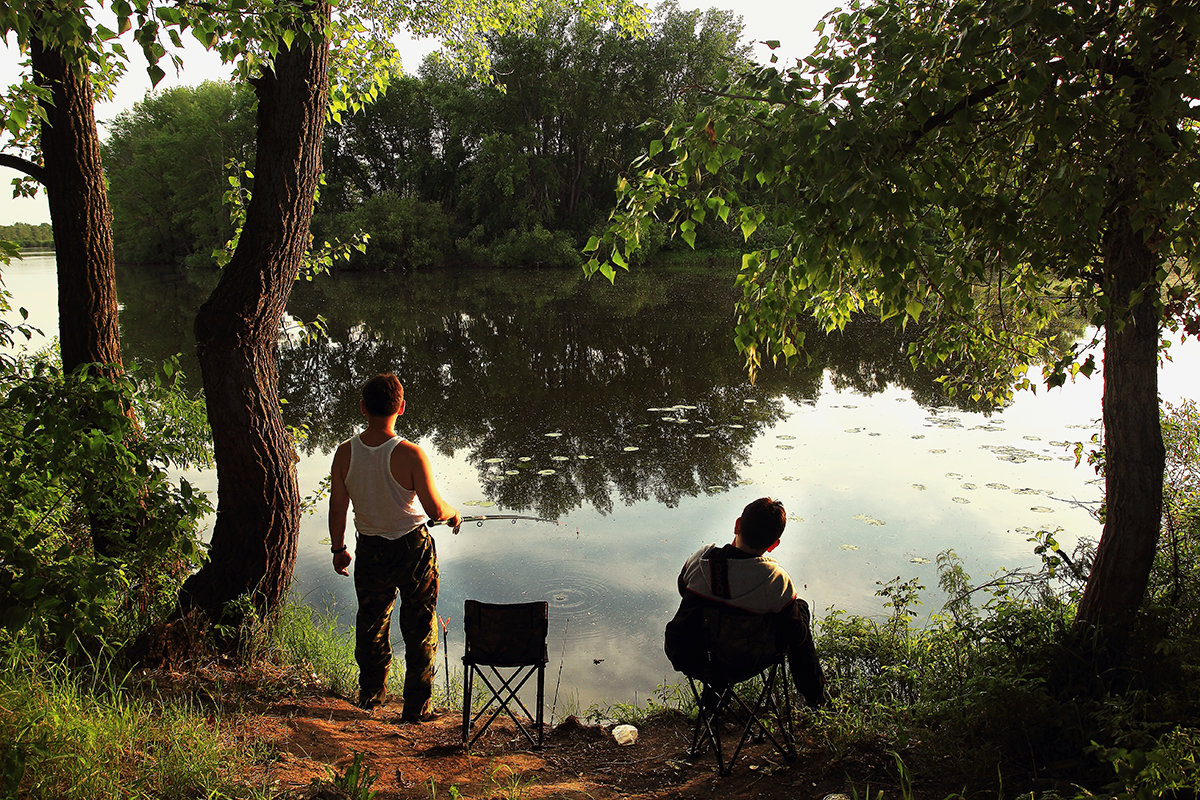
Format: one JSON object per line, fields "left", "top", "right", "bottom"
{"left": 277, "top": 269, "right": 971, "bottom": 518}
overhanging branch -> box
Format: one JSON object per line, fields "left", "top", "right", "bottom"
{"left": 0, "top": 153, "right": 47, "bottom": 186}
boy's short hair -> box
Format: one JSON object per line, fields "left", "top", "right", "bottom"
{"left": 362, "top": 373, "right": 404, "bottom": 417}
{"left": 739, "top": 497, "right": 786, "bottom": 550}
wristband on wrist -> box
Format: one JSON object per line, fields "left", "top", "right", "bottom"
{"left": 331, "top": 544, "right": 347, "bottom": 554}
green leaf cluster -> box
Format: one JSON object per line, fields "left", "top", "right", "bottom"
{"left": 0, "top": 330, "right": 213, "bottom": 654}
{"left": 588, "top": 0, "right": 1200, "bottom": 399}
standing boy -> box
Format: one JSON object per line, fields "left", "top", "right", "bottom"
{"left": 328, "top": 373, "right": 462, "bottom": 720}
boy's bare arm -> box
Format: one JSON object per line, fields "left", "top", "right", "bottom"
{"left": 329, "top": 443, "right": 352, "bottom": 575}
{"left": 394, "top": 441, "right": 462, "bottom": 529}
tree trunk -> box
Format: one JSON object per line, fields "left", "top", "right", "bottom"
{"left": 1075, "top": 205, "right": 1164, "bottom": 630}
{"left": 29, "top": 37, "right": 122, "bottom": 375}
{"left": 182, "top": 12, "right": 331, "bottom": 621}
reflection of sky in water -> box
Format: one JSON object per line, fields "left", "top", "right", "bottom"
{"left": 8, "top": 254, "right": 1200, "bottom": 711}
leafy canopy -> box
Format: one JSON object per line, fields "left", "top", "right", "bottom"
{"left": 586, "top": 0, "right": 1200, "bottom": 402}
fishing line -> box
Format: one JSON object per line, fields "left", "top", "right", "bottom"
{"left": 549, "top": 616, "right": 569, "bottom": 726}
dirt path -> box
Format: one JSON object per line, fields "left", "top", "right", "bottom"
{"left": 247, "top": 692, "right": 844, "bottom": 799}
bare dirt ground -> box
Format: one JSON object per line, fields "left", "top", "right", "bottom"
{"left": 250, "top": 692, "right": 850, "bottom": 800}
{"left": 172, "top": 657, "right": 855, "bottom": 800}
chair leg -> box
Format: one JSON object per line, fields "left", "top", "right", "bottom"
{"left": 535, "top": 664, "right": 545, "bottom": 750}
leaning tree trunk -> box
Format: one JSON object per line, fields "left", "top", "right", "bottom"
{"left": 182, "top": 12, "right": 331, "bottom": 621}
{"left": 1075, "top": 205, "right": 1165, "bottom": 630}
{"left": 29, "top": 37, "right": 123, "bottom": 375}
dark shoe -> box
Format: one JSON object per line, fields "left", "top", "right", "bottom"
{"left": 400, "top": 705, "right": 445, "bottom": 723}
{"left": 357, "top": 689, "right": 387, "bottom": 712}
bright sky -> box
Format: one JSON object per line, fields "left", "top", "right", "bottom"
{"left": 0, "top": 0, "right": 840, "bottom": 226}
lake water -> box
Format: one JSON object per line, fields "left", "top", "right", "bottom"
{"left": 5, "top": 252, "right": 1198, "bottom": 711}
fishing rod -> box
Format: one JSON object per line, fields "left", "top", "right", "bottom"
{"left": 429, "top": 514, "right": 562, "bottom": 528}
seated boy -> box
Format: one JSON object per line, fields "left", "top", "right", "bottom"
{"left": 664, "top": 497, "right": 824, "bottom": 708}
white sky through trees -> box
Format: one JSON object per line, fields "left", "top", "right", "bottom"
{"left": 0, "top": 0, "right": 838, "bottom": 225}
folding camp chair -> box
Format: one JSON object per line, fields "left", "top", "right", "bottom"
{"left": 461, "top": 599, "right": 548, "bottom": 750}
{"left": 682, "top": 606, "right": 797, "bottom": 775}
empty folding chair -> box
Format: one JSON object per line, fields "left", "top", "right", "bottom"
{"left": 461, "top": 599, "right": 549, "bottom": 750}
{"left": 682, "top": 606, "right": 797, "bottom": 775}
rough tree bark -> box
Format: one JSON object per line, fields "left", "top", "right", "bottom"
{"left": 1075, "top": 204, "right": 1165, "bottom": 630}
{"left": 29, "top": 37, "right": 123, "bottom": 375}
{"left": 181, "top": 7, "right": 331, "bottom": 621}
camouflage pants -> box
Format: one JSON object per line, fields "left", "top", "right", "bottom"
{"left": 353, "top": 527, "right": 439, "bottom": 716}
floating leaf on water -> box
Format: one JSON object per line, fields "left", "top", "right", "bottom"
{"left": 951, "top": 497, "right": 970, "bottom": 504}
{"left": 706, "top": 485, "right": 724, "bottom": 493}
{"left": 929, "top": 448, "right": 947, "bottom": 454}
{"left": 788, "top": 514, "right": 805, "bottom": 522}
{"left": 577, "top": 454, "right": 592, "bottom": 460}
{"left": 911, "top": 434, "right": 926, "bottom": 440}
{"left": 777, "top": 444, "right": 794, "bottom": 450}
{"left": 661, "top": 416, "right": 676, "bottom": 422}
{"left": 1049, "top": 440, "right": 1069, "bottom": 447}
{"left": 777, "top": 434, "right": 796, "bottom": 440}
{"left": 675, "top": 418, "right": 690, "bottom": 424}
{"left": 945, "top": 472, "right": 963, "bottom": 479}
{"left": 1011, "top": 487, "right": 1039, "bottom": 495}
{"left": 844, "top": 427, "right": 864, "bottom": 434}
{"left": 545, "top": 432, "right": 563, "bottom": 437}
{"left": 505, "top": 470, "right": 519, "bottom": 475}
{"left": 728, "top": 424, "right": 744, "bottom": 429}
{"left": 840, "top": 544, "right": 860, "bottom": 551}
{"left": 519, "top": 456, "right": 532, "bottom": 462}
{"left": 1023, "top": 435, "right": 1041, "bottom": 441}
{"left": 743, "top": 399, "right": 757, "bottom": 404}
{"left": 1031, "top": 506, "right": 1054, "bottom": 513}
{"left": 623, "top": 446, "right": 640, "bottom": 452}
{"left": 1015, "top": 526, "right": 1034, "bottom": 534}
{"left": 678, "top": 404, "right": 697, "bottom": 410}
{"left": 912, "top": 483, "right": 926, "bottom": 491}
{"left": 538, "top": 469, "right": 557, "bottom": 476}
{"left": 551, "top": 456, "right": 569, "bottom": 461}
{"left": 909, "top": 556, "right": 931, "bottom": 564}
{"left": 844, "top": 404, "right": 858, "bottom": 409}
{"left": 961, "top": 483, "right": 977, "bottom": 490}
{"left": 986, "top": 482, "right": 1010, "bottom": 490}
{"left": 638, "top": 423, "right": 651, "bottom": 428}
{"left": 869, "top": 432, "right": 881, "bottom": 437}
{"left": 483, "top": 458, "right": 503, "bottom": 464}
{"left": 736, "top": 479, "right": 754, "bottom": 486}
{"left": 852, "top": 513, "right": 885, "bottom": 526}
{"left": 646, "top": 407, "right": 666, "bottom": 412}
{"left": 694, "top": 433, "right": 711, "bottom": 438}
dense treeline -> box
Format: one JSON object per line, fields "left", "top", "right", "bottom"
{"left": 0, "top": 223, "right": 54, "bottom": 249}
{"left": 102, "top": 1, "right": 749, "bottom": 269}
{"left": 101, "top": 82, "right": 258, "bottom": 268}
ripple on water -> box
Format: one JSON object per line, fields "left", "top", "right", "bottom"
{"left": 532, "top": 571, "right": 615, "bottom": 644}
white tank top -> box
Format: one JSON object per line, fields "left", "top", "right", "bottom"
{"left": 344, "top": 435, "right": 427, "bottom": 539}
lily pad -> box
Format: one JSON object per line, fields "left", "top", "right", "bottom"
{"left": 545, "top": 432, "right": 564, "bottom": 437}
{"left": 538, "top": 469, "right": 557, "bottom": 476}
{"left": 960, "top": 482, "right": 977, "bottom": 490}
{"left": 911, "top": 434, "right": 926, "bottom": 440}
{"left": 912, "top": 484, "right": 927, "bottom": 491}
{"left": 986, "top": 482, "right": 1010, "bottom": 490}
{"left": 909, "top": 556, "right": 931, "bottom": 564}
{"left": 694, "top": 433, "right": 711, "bottom": 438}
{"left": 623, "top": 446, "right": 640, "bottom": 452}
{"left": 951, "top": 497, "right": 970, "bottom": 504}
{"left": 852, "top": 513, "right": 886, "bottom": 526}
{"left": 840, "top": 544, "right": 860, "bottom": 551}
{"left": 519, "top": 456, "right": 532, "bottom": 462}
{"left": 551, "top": 456, "right": 569, "bottom": 461}
{"left": 777, "top": 444, "right": 794, "bottom": 450}
{"left": 727, "top": 424, "right": 744, "bottom": 429}
{"left": 577, "top": 454, "right": 593, "bottom": 460}
{"left": 1031, "top": 506, "right": 1054, "bottom": 513}
{"left": 777, "top": 434, "right": 796, "bottom": 440}
{"left": 483, "top": 458, "right": 503, "bottom": 464}
{"left": 946, "top": 472, "right": 963, "bottom": 479}
{"left": 929, "top": 449, "right": 947, "bottom": 454}
{"left": 505, "top": 470, "right": 519, "bottom": 475}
